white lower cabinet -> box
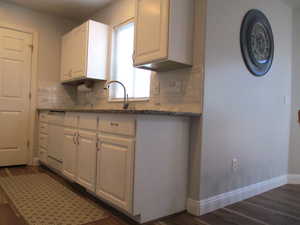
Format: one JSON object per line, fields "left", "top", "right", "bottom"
{"left": 77, "top": 130, "right": 97, "bottom": 192}
{"left": 50, "top": 112, "right": 190, "bottom": 224}
{"left": 96, "top": 135, "right": 134, "bottom": 213}
{"left": 38, "top": 113, "right": 49, "bottom": 165}
{"left": 62, "top": 113, "right": 98, "bottom": 192}
{"left": 62, "top": 128, "right": 77, "bottom": 181}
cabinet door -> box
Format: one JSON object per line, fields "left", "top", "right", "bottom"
{"left": 77, "top": 130, "right": 97, "bottom": 192}
{"left": 71, "top": 23, "right": 88, "bottom": 79}
{"left": 96, "top": 136, "right": 135, "bottom": 213}
{"left": 134, "top": 0, "right": 169, "bottom": 65}
{"left": 62, "top": 128, "right": 77, "bottom": 181}
{"left": 61, "top": 33, "right": 72, "bottom": 81}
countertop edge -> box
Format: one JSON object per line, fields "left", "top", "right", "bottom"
{"left": 37, "top": 108, "right": 201, "bottom": 117}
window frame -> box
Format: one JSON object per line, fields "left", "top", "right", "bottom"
{"left": 107, "top": 18, "right": 151, "bottom": 103}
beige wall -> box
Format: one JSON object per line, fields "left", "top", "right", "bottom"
{"left": 0, "top": 1, "right": 76, "bottom": 85}
{"left": 0, "top": 1, "right": 77, "bottom": 108}
{"left": 199, "top": 0, "right": 292, "bottom": 200}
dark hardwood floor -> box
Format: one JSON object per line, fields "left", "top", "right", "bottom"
{"left": 1, "top": 166, "right": 300, "bottom": 225}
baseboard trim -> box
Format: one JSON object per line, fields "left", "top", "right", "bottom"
{"left": 32, "top": 157, "right": 40, "bottom": 166}
{"left": 187, "top": 175, "right": 288, "bottom": 216}
{"left": 288, "top": 174, "right": 300, "bottom": 184}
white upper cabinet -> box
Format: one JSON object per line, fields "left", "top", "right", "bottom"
{"left": 134, "top": 0, "right": 195, "bottom": 72}
{"left": 61, "top": 33, "right": 72, "bottom": 81}
{"left": 61, "top": 20, "right": 110, "bottom": 84}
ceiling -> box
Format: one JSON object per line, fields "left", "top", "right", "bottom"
{"left": 2, "top": 0, "right": 115, "bottom": 21}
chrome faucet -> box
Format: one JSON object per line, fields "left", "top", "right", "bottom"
{"left": 104, "top": 80, "right": 129, "bottom": 109}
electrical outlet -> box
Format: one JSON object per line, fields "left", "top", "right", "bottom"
{"left": 232, "top": 158, "right": 239, "bottom": 172}
{"left": 284, "top": 96, "right": 290, "bottom": 105}
{"left": 167, "top": 80, "right": 183, "bottom": 94}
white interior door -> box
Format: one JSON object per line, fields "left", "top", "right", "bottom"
{"left": 0, "top": 28, "right": 32, "bottom": 167}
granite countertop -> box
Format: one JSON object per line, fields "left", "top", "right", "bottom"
{"left": 37, "top": 107, "right": 201, "bottom": 117}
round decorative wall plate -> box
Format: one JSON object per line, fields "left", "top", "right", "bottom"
{"left": 240, "top": 9, "right": 274, "bottom": 76}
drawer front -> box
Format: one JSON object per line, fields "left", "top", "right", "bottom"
{"left": 99, "top": 116, "right": 136, "bottom": 136}
{"left": 39, "top": 148, "right": 48, "bottom": 164}
{"left": 78, "top": 113, "right": 98, "bottom": 131}
{"left": 39, "top": 122, "right": 48, "bottom": 134}
{"left": 39, "top": 112, "right": 49, "bottom": 123}
{"left": 64, "top": 113, "right": 79, "bottom": 127}
{"left": 39, "top": 134, "right": 48, "bottom": 149}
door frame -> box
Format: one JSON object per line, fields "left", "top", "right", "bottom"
{"left": 0, "top": 22, "right": 39, "bottom": 165}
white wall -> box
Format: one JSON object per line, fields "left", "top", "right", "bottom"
{"left": 289, "top": 8, "right": 300, "bottom": 175}
{"left": 0, "top": 1, "right": 76, "bottom": 86}
{"left": 199, "top": 0, "right": 292, "bottom": 200}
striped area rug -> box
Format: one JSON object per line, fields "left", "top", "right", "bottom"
{"left": 0, "top": 173, "right": 108, "bottom": 225}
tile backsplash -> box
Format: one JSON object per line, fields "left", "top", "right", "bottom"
{"left": 37, "top": 66, "right": 203, "bottom": 114}
{"left": 38, "top": 81, "right": 76, "bottom": 109}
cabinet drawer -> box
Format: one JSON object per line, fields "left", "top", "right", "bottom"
{"left": 64, "top": 113, "right": 79, "bottom": 127}
{"left": 39, "top": 122, "right": 48, "bottom": 134}
{"left": 39, "top": 112, "right": 49, "bottom": 123}
{"left": 99, "top": 116, "right": 136, "bottom": 136}
{"left": 39, "top": 134, "right": 48, "bottom": 149}
{"left": 78, "top": 113, "right": 98, "bottom": 131}
{"left": 39, "top": 148, "right": 48, "bottom": 164}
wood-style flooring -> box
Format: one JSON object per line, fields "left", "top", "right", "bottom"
{"left": 0, "top": 166, "right": 300, "bottom": 225}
